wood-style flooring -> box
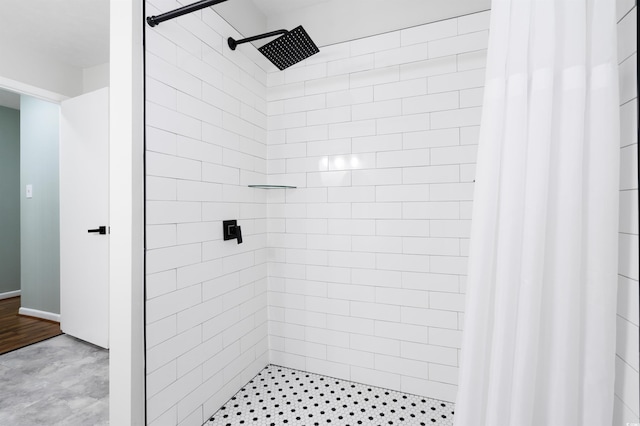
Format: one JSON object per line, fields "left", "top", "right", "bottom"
{"left": 0, "top": 296, "right": 61, "bottom": 355}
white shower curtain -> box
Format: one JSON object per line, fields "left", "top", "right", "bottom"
{"left": 454, "top": 0, "right": 620, "bottom": 425}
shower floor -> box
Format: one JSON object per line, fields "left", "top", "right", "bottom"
{"left": 205, "top": 365, "right": 455, "bottom": 426}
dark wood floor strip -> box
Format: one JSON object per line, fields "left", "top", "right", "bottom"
{"left": 0, "top": 296, "right": 62, "bottom": 355}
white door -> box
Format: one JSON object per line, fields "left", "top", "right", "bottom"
{"left": 59, "top": 88, "right": 109, "bottom": 349}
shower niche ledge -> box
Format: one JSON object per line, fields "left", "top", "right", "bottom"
{"left": 248, "top": 184, "right": 297, "bottom": 189}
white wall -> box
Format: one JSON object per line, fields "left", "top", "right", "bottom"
{"left": 0, "top": 41, "right": 83, "bottom": 97}
{"left": 265, "top": 11, "right": 489, "bottom": 402}
{"left": 83, "top": 62, "right": 110, "bottom": 93}
{"left": 144, "top": 0, "right": 271, "bottom": 424}
{"left": 614, "top": 0, "right": 639, "bottom": 424}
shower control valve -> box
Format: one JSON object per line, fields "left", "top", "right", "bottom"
{"left": 223, "top": 220, "right": 243, "bottom": 244}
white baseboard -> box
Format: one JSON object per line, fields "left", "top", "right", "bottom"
{"left": 18, "top": 307, "right": 60, "bottom": 323}
{"left": 0, "top": 290, "right": 21, "bottom": 300}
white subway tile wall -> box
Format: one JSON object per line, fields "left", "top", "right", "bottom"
{"left": 145, "top": 1, "right": 271, "bottom": 425}
{"left": 265, "top": 11, "right": 490, "bottom": 403}
{"left": 614, "top": 2, "right": 639, "bottom": 424}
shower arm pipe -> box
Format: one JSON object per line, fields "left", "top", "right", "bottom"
{"left": 228, "top": 30, "right": 288, "bottom": 50}
{"left": 146, "top": 0, "right": 228, "bottom": 27}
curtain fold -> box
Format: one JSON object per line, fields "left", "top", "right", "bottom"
{"left": 454, "top": 0, "right": 620, "bottom": 425}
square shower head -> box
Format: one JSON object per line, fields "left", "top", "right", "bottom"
{"left": 258, "top": 25, "right": 320, "bottom": 70}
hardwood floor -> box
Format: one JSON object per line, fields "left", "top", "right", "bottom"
{"left": 0, "top": 296, "right": 61, "bottom": 355}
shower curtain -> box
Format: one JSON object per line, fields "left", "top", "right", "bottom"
{"left": 454, "top": 0, "right": 620, "bottom": 425}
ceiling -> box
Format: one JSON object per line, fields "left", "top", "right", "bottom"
{"left": 0, "top": 0, "right": 109, "bottom": 69}
{"left": 250, "top": 0, "right": 331, "bottom": 16}
{"left": 0, "top": 0, "right": 487, "bottom": 89}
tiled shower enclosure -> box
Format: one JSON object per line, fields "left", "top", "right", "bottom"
{"left": 143, "top": 0, "right": 640, "bottom": 424}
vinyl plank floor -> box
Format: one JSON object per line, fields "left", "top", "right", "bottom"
{"left": 0, "top": 334, "right": 109, "bottom": 426}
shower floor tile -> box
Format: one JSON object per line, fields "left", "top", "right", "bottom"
{"left": 205, "top": 365, "right": 454, "bottom": 426}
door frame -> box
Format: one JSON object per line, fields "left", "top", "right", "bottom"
{"left": 0, "top": 0, "right": 146, "bottom": 421}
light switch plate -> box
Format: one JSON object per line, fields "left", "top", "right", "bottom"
{"left": 26, "top": 184, "right": 33, "bottom": 199}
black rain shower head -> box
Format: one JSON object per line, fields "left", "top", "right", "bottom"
{"left": 228, "top": 26, "right": 320, "bottom": 70}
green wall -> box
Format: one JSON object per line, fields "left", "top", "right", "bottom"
{"left": 0, "top": 105, "right": 21, "bottom": 295}
{"left": 20, "top": 95, "right": 60, "bottom": 314}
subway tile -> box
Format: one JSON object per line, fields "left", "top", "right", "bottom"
{"left": 305, "top": 75, "right": 351, "bottom": 95}
{"left": 401, "top": 20, "right": 458, "bottom": 46}
{"left": 376, "top": 288, "right": 428, "bottom": 308}
{"left": 402, "top": 272, "right": 459, "bottom": 292}
{"left": 403, "top": 165, "right": 460, "bottom": 184}
{"left": 460, "top": 87, "right": 484, "bottom": 108}
{"left": 327, "top": 54, "right": 375, "bottom": 76}
{"left": 352, "top": 134, "right": 403, "bottom": 153}
{"left": 307, "top": 138, "right": 351, "bottom": 156}
{"left": 375, "top": 43, "right": 431, "bottom": 68}
{"left": 351, "top": 168, "right": 402, "bottom": 186}
{"left": 375, "top": 320, "right": 428, "bottom": 344}
{"left": 286, "top": 125, "right": 328, "bottom": 143}
{"left": 403, "top": 237, "right": 459, "bottom": 256}
{"left": 352, "top": 203, "right": 402, "bottom": 219}
{"left": 403, "top": 202, "right": 460, "bottom": 220}
{"left": 147, "top": 176, "right": 177, "bottom": 201}
{"left": 458, "top": 11, "right": 491, "bottom": 34}
{"left": 326, "top": 87, "right": 374, "bottom": 107}
{"left": 307, "top": 171, "right": 352, "bottom": 187}
{"left": 617, "top": 9, "right": 637, "bottom": 63}
{"left": 403, "top": 92, "right": 459, "bottom": 114}
{"left": 400, "top": 56, "right": 457, "bottom": 80}
{"left": 305, "top": 296, "right": 350, "bottom": 316}
{"left": 147, "top": 201, "right": 202, "bottom": 225}
{"left": 377, "top": 114, "right": 430, "bottom": 135}
{"left": 619, "top": 53, "right": 637, "bottom": 105}
{"left": 377, "top": 149, "right": 430, "bottom": 168}
{"left": 284, "top": 63, "right": 327, "bottom": 84}
{"left": 431, "top": 107, "right": 482, "bottom": 129}
{"left": 328, "top": 219, "right": 376, "bottom": 236}
{"left": 326, "top": 314, "right": 374, "bottom": 335}
{"left": 350, "top": 66, "right": 400, "bottom": 89}
{"left": 351, "top": 32, "right": 401, "bottom": 56}
{"left": 329, "top": 120, "right": 377, "bottom": 139}
{"left": 353, "top": 100, "right": 402, "bottom": 120}
{"left": 428, "top": 69, "right": 485, "bottom": 94}
{"left": 352, "top": 268, "right": 402, "bottom": 288}
{"left": 351, "top": 301, "right": 401, "bottom": 322}
{"left": 377, "top": 220, "right": 430, "bottom": 237}
{"left": 284, "top": 94, "right": 326, "bottom": 114}
{"left": 352, "top": 236, "right": 403, "bottom": 253}
{"left": 375, "top": 79, "right": 428, "bottom": 101}
{"left": 431, "top": 145, "right": 478, "bottom": 165}
{"left": 328, "top": 283, "right": 375, "bottom": 302}
{"left": 620, "top": 144, "right": 638, "bottom": 190}
{"left": 376, "top": 184, "right": 430, "bottom": 202}
{"left": 376, "top": 253, "right": 431, "bottom": 273}
{"left": 147, "top": 225, "right": 178, "bottom": 250}
{"left": 457, "top": 50, "right": 487, "bottom": 71}
{"left": 401, "top": 376, "right": 457, "bottom": 402}
{"left": 307, "top": 106, "right": 352, "bottom": 126}
{"left": 401, "top": 306, "right": 458, "bottom": 329}
{"left": 429, "top": 32, "right": 489, "bottom": 59}
{"left": 620, "top": 99, "right": 638, "bottom": 148}
{"left": 328, "top": 186, "right": 375, "bottom": 202}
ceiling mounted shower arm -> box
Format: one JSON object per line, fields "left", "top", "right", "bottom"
{"left": 146, "top": 0, "right": 228, "bottom": 27}
{"left": 227, "top": 30, "right": 288, "bottom": 50}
